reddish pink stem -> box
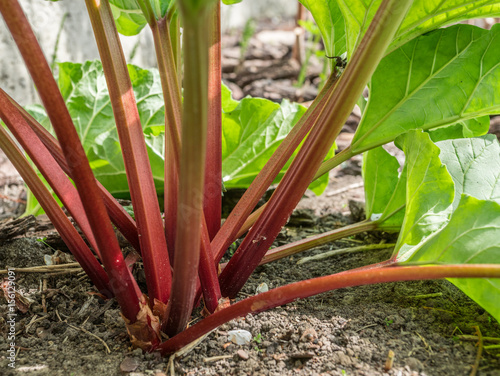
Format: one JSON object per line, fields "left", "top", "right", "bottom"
{"left": 159, "top": 264, "right": 500, "bottom": 354}
{"left": 204, "top": 1, "right": 222, "bottom": 240}
{"left": 0, "top": 0, "right": 142, "bottom": 321}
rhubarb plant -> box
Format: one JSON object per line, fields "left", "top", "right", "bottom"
{"left": 1, "top": 0, "right": 500, "bottom": 356}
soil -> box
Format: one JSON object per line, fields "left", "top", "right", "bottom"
{"left": 1, "top": 18, "right": 500, "bottom": 376}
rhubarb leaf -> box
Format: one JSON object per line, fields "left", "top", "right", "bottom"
{"left": 394, "top": 130, "right": 455, "bottom": 261}
{"left": 29, "top": 61, "right": 167, "bottom": 198}
{"left": 352, "top": 25, "right": 500, "bottom": 154}
{"left": 298, "top": 0, "right": 346, "bottom": 57}
{"left": 336, "top": 0, "right": 500, "bottom": 57}
{"left": 427, "top": 116, "right": 490, "bottom": 142}
{"left": 221, "top": 94, "right": 333, "bottom": 195}
{"left": 109, "top": 0, "right": 148, "bottom": 36}
{"left": 407, "top": 195, "right": 500, "bottom": 323}
{"left": 391, "top": 133, "right": 500, "bottom": 321}
{"left": 395, "top": 133, "right": 500, "bottom": 261}
{"left": 436, "top": 135, "right": 500, "bottom": 209}
{"left": 362, "top": 146, "right": 400, "bottom": 221}
{"left": 30, "top": 62, "right": 329, "bottom": 201}
{"left": 109, "top": 0, "right": 173, "bottom": 35}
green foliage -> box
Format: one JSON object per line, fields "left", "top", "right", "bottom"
{"left": 389, "top": 130, "right": 500, "bottom": 322}
{"left": 28, "top": 61, "right": 331, "bottom": 202}
{"left": 331, "top": 0, "right": 500, "bottom": 57}
{"left": 109, "top": 0, "right": 173, "bottom": 36}
{"left": 409, "top": 195, "right": 500, "bottom": 322}
{"left": 363, "top": 130, "right": 500, "bottom": 322}
{"left": 395, "top": 130, "right": 455, "bottom": 259}
{"left": 352, "top": 24, "right": 500, "bottom": 153}
{"left": 239, "top": 18, "right": 256, "bottom": 61}
{"left": 221, "top": 85, "right": 334, "bottom": 195}
{"left": 109, "top": 0, "right": 148, "bottom": 36}
{"left": 298, "top": 0, "right": 346, "bottom": 58}
{"left": 362, "top": 146, "right": 402, "bottom": 224}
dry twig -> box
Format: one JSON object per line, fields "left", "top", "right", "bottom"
{"left": 55, "top": 308, "right": 111, "bottom": 354}
{"left": 470, "top": 326, "right": 483, "bottom": 376}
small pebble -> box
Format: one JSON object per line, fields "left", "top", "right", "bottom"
{"left": 237, "top": 349, "right": 249, "bottom": 360}
{"left": 120, "top": 357, "right": 140, "bottom": 372}
{"left": 300, "top": 327, "right": 318, "bottom": 343}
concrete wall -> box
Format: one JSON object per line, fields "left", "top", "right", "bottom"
{"left": 0, "top": 0, "right": 297, "bottom": 106}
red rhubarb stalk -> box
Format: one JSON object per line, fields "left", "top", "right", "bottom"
{"left": 0, "top": 126, "right": 111, "bottom": 296}
{"left": 6, "top": 93, "right": 141, "bottom": 252}
{"left": 160, "top": 263, "right": 500, "bottom": 354}
{"left": 0, "top": 0, "right": 142, "bottom": 322}
{"left": 157, "top": 16, "right": 182, "bottom": 257}
{"left": 219, "top": 0, "right": 414, "bottom": 298}
{"left": 0, "top": 88, "right": 100, "bottom": 256}
{"left": 137, "top": 0, "right": 183, "bottom": 257}
{"left": 204, "top": 0, "right": 223, "bottom": 240}
{"left": 85, "top": 0, "right": 172, "bottom": 304}
{"left": 198, "top": 218, "right": 222, "bottom": 313}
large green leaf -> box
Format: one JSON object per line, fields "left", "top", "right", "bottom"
{"left": 57, "top": 61, "right": 164, "bottom": 152}
{"left": 361, "top": 119, "right": 492, "bottom": 227}
{"left": 391, "top": 133, "right": 500, "bottom": 322}
{"left": 395, "top": 133, "right": 500, "bottom": 261}
{"left": 89, "top": 133, "right": 165, "bottom": 197}
{"left": 394, "top": 130, "right": 455, "bottom": 261}
{"left": 31, "top": 61, "right": 166, "bottom": 197}
{"left": 298, "top": 0, "right": 346, "bottom": 58}
{"left": 221, "top": 92, "right": 333, "bottom": 195}
{"left": 336, "top": 0, "right": 500, "bottom": 57}
{"left": 66, "top": 61, "right": 166, "bottom": 196}
{"left": 352, "top": 25, "right": 500, "bottom": 154}
{"left": 362, "top": 147, "right": 406, "bottom": 230}
{"left": 436, "top": 135, "right": 500, "bottom": 209}
{"left": 407, "top": 195, "right": 500, "bottom": 323}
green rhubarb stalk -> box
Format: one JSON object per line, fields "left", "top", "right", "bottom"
{"left": 85, "top": 0, "right": 171, "bottom": 304}
{"left": 260, "top": 220, "right": 379, "bottom": 265}
{"left": 169, "top": 11, "right": 182, "bottom": 84}
{"left": 219, "top": 0, "right": 414, "bottom": 298}
{"left": 164, "top": 0, "right": 217, "bottom": 337}
{"left": 137, "top": 0, "right": 183, "bottom": 256}
{"left": 158, "top": 16, "right": 183, "bottom": 258}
